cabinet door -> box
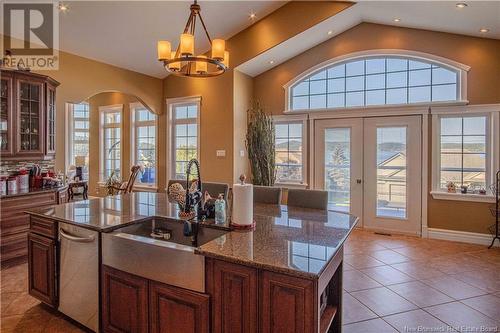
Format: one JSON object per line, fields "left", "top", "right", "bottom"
{"left": 149, "top": 280, "right": 209, "bottom": 333}
{"left": 209, "top": 259, "right": 258, "bottom": 333}
{"left": 16, "top": 76, "right": 44, "bottom": 156}
{"left": 102, "top": 265, "right": 148, "bottom": 333}
{"left": 260, "top": 271, "right": 315, "bottom": 333}
{"left": 28, "top": 232, "right": 57, "bottom": 307}
{"left": 45, "top": 84, "right": 56, "bottom": 155}
{"left": 0, "top": 72, "right": 14, "bottom": 156}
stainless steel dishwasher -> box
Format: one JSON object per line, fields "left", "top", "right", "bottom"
{"left": 59, "top": 223, "right": 99, "bottom": 332}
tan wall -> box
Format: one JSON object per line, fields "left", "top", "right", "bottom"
{"left": 233, "top": 70, "right": 252, "bottom": 183}
{"left": 162, "top": 2, "right": 352, "bottom": 186}
{"left": 253, "top": 22, "right": 500, "bottom": 234}
{"left": 34, "top": 50, "right": 164, "bottom": 185}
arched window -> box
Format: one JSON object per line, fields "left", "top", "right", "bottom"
{"left": 285, "top": 51, "right": 468, "bottom": 111}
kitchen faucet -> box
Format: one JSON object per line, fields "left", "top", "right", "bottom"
{"left": 183, "top": 159, "right": 203, "bottom": 242}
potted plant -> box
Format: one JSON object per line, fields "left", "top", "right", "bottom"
{"left": 246, "top": 102, "right": 275, "bottom": 186}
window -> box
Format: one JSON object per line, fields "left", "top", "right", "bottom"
{"left": 438, "top": 115, "right": 488, "bottom": 189}
{"left": 169, "top": 98, "right": 199, "bottom": 180}
{"left": 286, "top": 53, "right": 467, "bottom": 111}
{"left": 67, "top": 103, "right": 90, "bottom": 168}
{"left": 100, "top": 105, "right": 122, "bottom": 181}
{"left": 432, "top": 107, "right": 500, "bottom": 202}
{"left": 274, "top": 116, "right": 306, "bottom": 185}
{"left": 131, "top": 104, "right": 157, "bottom": 187}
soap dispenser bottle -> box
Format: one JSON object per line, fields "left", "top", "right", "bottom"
{"left": 215, "top": 193, "right": 226, "bottom": 224}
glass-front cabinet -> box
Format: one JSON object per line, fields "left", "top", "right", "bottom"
{"left": 0, "top": 69, "right": 59, "bottom": 160}
{"left": 0, "top": 72, "right": 14, "bottom": 155}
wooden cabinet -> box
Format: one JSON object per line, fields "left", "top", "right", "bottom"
{"left": 260, "top": 271, "right": 315, "bottom": 333}
{"left": 207, "top": 259, "right": 258, "bottom": 333}
{"left": 0, "top": 69, "right": 59, "bottom": 160}
{"left": 102, "top": 266, "right": 210, "bottom": 333}
{"left": 1, "top": 188, "right": 66, "bottom": 267}
{"left": 150, "top": 281, "right": 209, "bottom": 333}
{"left": 102, "top": 265, "right": 148, "bottom": 333}
{"left": 1, "top": 71, "right": 14, "bottom": 155}
{"left": 28, "top": 232, "right": 57, "bottom": 307}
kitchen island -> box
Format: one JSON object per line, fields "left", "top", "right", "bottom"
{"left": 25, "top": 192, "right": 358, "bottom": 333}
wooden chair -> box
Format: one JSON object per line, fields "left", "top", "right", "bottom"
{"left": 287, "top": 189, "right": 328, "bottom": 210}
{"left": 108, "top": 165, "right": 141, "bottom": 195}
{"left": 253, "top": 185, "right": 282, "bottom": 205}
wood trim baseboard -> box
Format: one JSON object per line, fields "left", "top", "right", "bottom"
{"left": 427, "top": 228, "right": 498, "bottom": 247}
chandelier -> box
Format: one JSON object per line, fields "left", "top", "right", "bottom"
{"left": 157, "top": 0, "right": 229, "bottom": 77}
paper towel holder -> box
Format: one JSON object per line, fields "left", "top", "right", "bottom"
{"left": 230, "top": 173, "right": 256, "bottom": 231}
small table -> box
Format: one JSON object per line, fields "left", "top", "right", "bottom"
{"left": 67, "top": 180, "right": 88, "bottom": 201}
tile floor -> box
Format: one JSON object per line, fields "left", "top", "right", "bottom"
{"left": 1, "top": 229, "right": 499, "bottom": 333}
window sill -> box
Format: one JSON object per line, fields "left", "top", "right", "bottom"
{"left": 274, "top": 182, "right": 308, "bottom": 189}
{"left": 430, "top": 191, "right": 496, "bottom": 203}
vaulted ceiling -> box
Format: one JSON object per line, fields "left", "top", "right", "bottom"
{"left": 57, "top": 1, "right": 500, "bottom": 78}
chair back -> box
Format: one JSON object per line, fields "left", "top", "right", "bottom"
{"left": 202, "top": 182, "right": 229, "bottom": 200}
{"left": 287, "top": 189, "right": 328, "bottom": 210}
{"left": 121, "top": 165, "right": 141, "bottom": 194}
{"left": 253, "top": 185, "right": 282, "bottom": 205}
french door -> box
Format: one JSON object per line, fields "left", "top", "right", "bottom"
{"left": 314, "top": 116, "right": 422, "bottom": 235}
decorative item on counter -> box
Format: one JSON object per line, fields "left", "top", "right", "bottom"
{"left": 0, "top": 176, "right": 7, "bottom": 195}
{"left": 17, "top": 168, "right": 29, "bottom": 191}
{"left": 215, "top": 193, "right": 226, "bottom": 224}
{"left": 167, "top": 180, "right": 200, "bottom": 221}
{"left": 7, "top": 176, "right": 17, "bottom": 194}
{"left": 446, "top": 181, "right": 456, "bottom": 193}
{"left": 460, "top": 185, "right": 468, "bottom": 194}
{"left": 231, "top": 174, "right": 255, "bottom": 230}
{"left": 479, "top": 188, "right": 487, "bottom": 195}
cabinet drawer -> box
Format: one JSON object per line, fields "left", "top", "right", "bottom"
{"left": 30, "top": 216, "right": 58, "bottom": 239}
{"left": 1, "top": 192, "right": 57, "bottom": 211}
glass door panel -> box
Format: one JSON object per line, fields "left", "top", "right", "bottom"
{"left": 0, "top": 78, "right": 10, "bottom": 152}
{"left": 325, "top": 128, "right": 351, "bottom": 212}
{"left": 314, "top": 118, "right": 363, "bottom": 224}
{"left": 363, "top": 116, "right": 421, "bottom": 235}
{"left": 376, "top": 127, "right": 407, "bottom": 219}
{"left": 19, "top": 81, "right": 42, "bottom": 151}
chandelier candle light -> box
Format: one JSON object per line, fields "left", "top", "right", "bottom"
{"left": 157, "top": 0, "right": 229, "bottom": 77}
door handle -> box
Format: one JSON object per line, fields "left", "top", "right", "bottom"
{"left": 60, "top": 228, "right": 95, "bottom": 243}
{"left": 356, "top": 179, "right": 362, "bottom": 184}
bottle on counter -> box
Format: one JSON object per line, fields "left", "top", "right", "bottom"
{"left": 215, "top": 193, "right": 226, "bottom": 224}
{"left": 18, "top": 168, "right": 29, "bottom": 191}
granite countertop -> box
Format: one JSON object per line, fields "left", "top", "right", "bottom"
{"left": 1, "top": 185, "right": 67, "bottom": 199}
{"left": 25, "top": 192, "right": 358, "bottom": 278}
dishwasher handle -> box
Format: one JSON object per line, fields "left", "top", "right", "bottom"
{"left": 60, "top": 228, "right": 96, "bottom": 243}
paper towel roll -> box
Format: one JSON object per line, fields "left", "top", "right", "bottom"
{"left": 232, "top": 183, "right": 253, "bottom": 225}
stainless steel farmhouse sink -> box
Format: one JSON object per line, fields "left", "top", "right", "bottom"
{"left": 102, "top": 217, "right": 227, "bottom": 293}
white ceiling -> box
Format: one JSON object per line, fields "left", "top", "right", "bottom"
{"left": 237, "top": 1, "right": 500, "bottom": 77}
{"left": 59, "top": 1, "right": 284, "bottom": 78}
{"left": 57, "top": 1, "right": 499, "bottom": 79}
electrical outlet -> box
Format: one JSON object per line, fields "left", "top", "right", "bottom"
{"left": 216, "top": 150, "right": 226, "bottom": 157}
{"left": 240, "top": 150, "right": 245, "bottom": 157}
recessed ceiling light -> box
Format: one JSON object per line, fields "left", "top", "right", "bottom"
{"left": 269, "top": 60, "right": 274, "bottom": 65}
{"left": 58, "top": 2, "right": 69, "bottom": 12}
{"left": 393, "top": 18, "right": 401, "bottom": 23}
{"left": 479, "top": 28, "right": 489, "bottom": 33}
{"left": 327, "top": 30, "right": 333, "bottom": 35}
{"left": 456, "top": 3, "right": 468, "bottom": 8}
{"left": 249, "top": 12, "right": 256, "bottom": 20}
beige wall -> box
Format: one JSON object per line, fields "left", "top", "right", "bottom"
{"left": 34, "top": 50, "right": 164, "bottom": 181}
{"left": 163, "top": 2, "right": 352, "bottom": 186}
{"left": 253, "top": 23, "right": 500, "bottom": 234}
{"left": 233, "top": 70, "right": 252, "bottom": 182}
